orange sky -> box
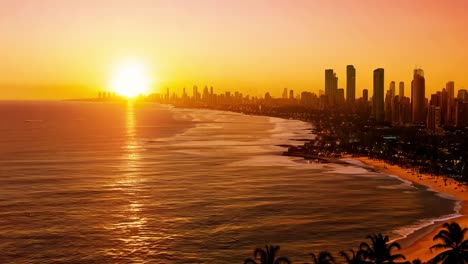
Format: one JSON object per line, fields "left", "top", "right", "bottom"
{"left": 1, "top": 0, "right": 468, "bottom": 99}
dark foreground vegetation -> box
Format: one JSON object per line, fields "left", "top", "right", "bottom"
{"left": 243, "top": 222, "right": 467, "bottom": 264}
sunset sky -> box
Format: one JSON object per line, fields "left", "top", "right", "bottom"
{"left": 1, "top": 0, "right": 467, "bottom": 99}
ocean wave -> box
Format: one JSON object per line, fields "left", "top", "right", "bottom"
{"left": 339, "top": 158, "right": 463, "bottom": 244}
{"left": 340, "top": 158, "right": 374, "bottom": 168}
{"left": 325, "top": 165, "right": 373, "bottom": 175}
{"left": 392, "top": 205, "right": 462, "bottom": 242}
{"left": 165, "top": 106, "right": 464, "bottom": 248}
{"left": 228, "top": 156, "right": 326, "bottom": 169}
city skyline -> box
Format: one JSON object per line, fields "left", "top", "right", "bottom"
{"left": 2, "top": 2, "right": 468, "bottom": 263}
{"left": 2, "top": 0, "right": 468, "bottom": 99}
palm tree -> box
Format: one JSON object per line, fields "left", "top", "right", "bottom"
{"left": 244, "top": 245, "right": 291, "bottom": 264}
{"left": 339, "top": 249, "right": 367, "bottom": 264}
{"left": 307, "top": 251, "right": 336, "bottom": 264}
{"left": 359, "top": 233, "right": 406, "bottom": 264}
{"left": 430, "top": 222, "right": 468, "bottom": 264}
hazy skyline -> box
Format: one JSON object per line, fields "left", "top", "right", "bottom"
{"left": 1, "top": 0, "right": 468, "bottom": 99}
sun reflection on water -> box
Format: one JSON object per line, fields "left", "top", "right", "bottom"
{"left": 108, "top": 101, "right": 153, "bottom": 261}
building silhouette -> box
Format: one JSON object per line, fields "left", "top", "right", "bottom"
{"left": 289, "top": 90, "right": 294, "bottom": 100}
{"left": 337, "top": 88, "right": 345, "bottom": 105}
{"left": 455, "top": 101, "right": 468, "bottom": 127}
{"left": 282, "top": 88, "right": 288, "bottom": 99}
{"left": 363, "top": 89, "right": 368, "bottom": 102}
{"left": 399, "top": 82, "right": 404, "bottom": 98}
{"left": 389, "top": 81, "right": 396, "bottom": 99}
{"left": 373, "top": 68, "right": 385, "bottom": 123}
{"left": 193, "top": 85, "right": 199, "bottom": 100}
{"left": 392, "top": 95, "right": 400, "bottom": 124}
{"left": 458, "top": 89, "right": 468, "bottom": 101}
{"left": 446, "top": 81, "right": 455, "bottom": 125}
{"left": 325, "top": 69, "right": 338, "bottom": 106}
{"left": 411, "top": 69, "right": 426, "bottom": 123}
{"left": 346, "top": 65, "right": 356, "bottom": 103}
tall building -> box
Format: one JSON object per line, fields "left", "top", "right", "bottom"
{"left": 385, "top": 89, "right": 393, "bottom": 123}
{"left": 392, "top": 96, "right": 400, "bottom": 124}
{"left": 441, "top": 88, "right": 448, "bottom": 125}
{"left": 400, "top": 97, "right": 412, "bottom": 124}
{"left": 193, "top": 85, "right": 199, "bottom": 100}
{"left": 325, "top": 69, "right": 338, "bottom": 106}
{"left": 337, "top": 88, "right": 345, "bottom": 105}
{"left": 202, "top": 86, "right": 210, "bottom": 100}
{"left": 373, "top": 68, "right": 385, "bottom": 123}
{"left": 411, "top": 69, "right": 426, "bottom": 123}
{"left": 458, "top": 89, "right": 468, "bottom": 101}
{"left": 399, "top": 82, "right": 404, "bottom": 98}
{"left": 363, "top": 89, "right": 369, "bottom": 102}
{"left": 346, "top": 65, "right": 356, "bottom": 103}
{"left": 455, "top": 101, "right": 468, "bottom": 127}
{"left": 446, "top": 81, "right": 455, "bottom": 126}
{"left": 427, "top": 106, "right": 442, "bottom": 130}
{"left": 389, "top": 81, "right": 396, "bottom": 99}
{"left": 289, "top": 90, "right": 294, "bottom": 100}
{"left": 282, "top": 88, "right": 288, "bottom": 99}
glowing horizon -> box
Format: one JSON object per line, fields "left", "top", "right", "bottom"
{"left": 1, "top": 0, "right": 468, "bottom": 99}
{"left": 110, "top": 60, "right": 153, "bottom": 98}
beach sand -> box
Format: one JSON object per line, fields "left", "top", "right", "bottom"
{"left": 348, "top": 156, "right": 468, "bottom": 263}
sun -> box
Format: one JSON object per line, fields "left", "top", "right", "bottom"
{"left": 110, "top": 61, "right": 152, "bottom": 98}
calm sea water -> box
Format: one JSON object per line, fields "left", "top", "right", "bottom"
{"left": 0, "top": 101, "right": 459, "bottom": 263}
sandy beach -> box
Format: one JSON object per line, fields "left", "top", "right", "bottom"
{"left": 348, "top": 156, "right": 468, "bottom": 262}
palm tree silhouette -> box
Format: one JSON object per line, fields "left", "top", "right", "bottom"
{"left": 430, "top": 222, "right": 468, "bottom": 264}
{"left": 244, "top": 245, "right": 291, "bottom": 264}
{"left": 307, "top": 251, "right": 336, "bottom": 264}
{"left": 359, "top": 233, "right": 406, "bottom": 264}
{"left": 339, "top": 249, "right": 367, "bottom": 264}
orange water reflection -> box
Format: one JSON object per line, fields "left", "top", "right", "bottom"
{"left": 108, "top": 101, "right": 153, "bottom": 261}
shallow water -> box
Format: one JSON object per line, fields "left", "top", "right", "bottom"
{"left": 0, "top": 101, "right": 459, "bottom": 263}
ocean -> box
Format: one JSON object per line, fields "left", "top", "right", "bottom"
{"left": 0, "top": 101, "right": 460, "bottom": 263}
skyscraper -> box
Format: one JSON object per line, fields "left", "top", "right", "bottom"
{"left": 202, "top": 86, "right": 210, "bottom": 100}
{"left": 282, "top": 88, "right": 288, "bottom": 99}
{"left": 446, "top": 81, "right": 455, "bottom": 125}
{"left": 363, "top": 89, "right": 368, "bottom": 102}
{"left": 346, "top": 65, "right": 356, "bottom": 103}
{"left": 458, "top": 89, "right": 468, "bottom": 101}
{"left": 289, "top": 90, "right": 294, "bottom": 100}
{"left": 441, "top": 88, "right": 448, "bottom": 125}
{"left": 325, "top": 69, "right": 338, "bottom": 106}
{"left": 337, "top": 88, "right": 345, "bottom": 105}
{"left": 399, "top": 82, "right": 404, "bottom": 98}
{"left": 193, "top": 85, "right": 199, "bottom": 100}
{"left": 389, "top": 81, "right": 396, "bottom": 99}
{"left": 411, "top": 69, "right": 426, "bottom": 123}
{"left": 373, "top": 68, "right": 385, "bottom": 123}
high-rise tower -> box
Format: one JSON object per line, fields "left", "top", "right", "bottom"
{"left": 373, "top": 68, "right": 385, "bottom": 123}
{"left": 325, "top": 69, "right": 338, "bottom": 106}
{"left": 399, "top": 82, "right": 404, "bottom": 98}
{"left": 446, "top": 81, "right": 455, "bottom": 125}
{"left": 346, "top": 65, "right": 356, "bottom": 103}
{"left": 411, "top": 69, "right": 426, "bottom": 123}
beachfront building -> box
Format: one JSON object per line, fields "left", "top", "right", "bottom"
{"left": 373, "top": 68, "right": 385, "bottom": 123}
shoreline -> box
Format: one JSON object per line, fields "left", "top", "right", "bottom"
{"left": 346, "top": 155, "right": 467, "bottom": 262}
{"left": 169, "top": 103, "right": 467, "bottom": 261}
{"left": 172, "top": 104, "right": 467, "bottom": 261}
